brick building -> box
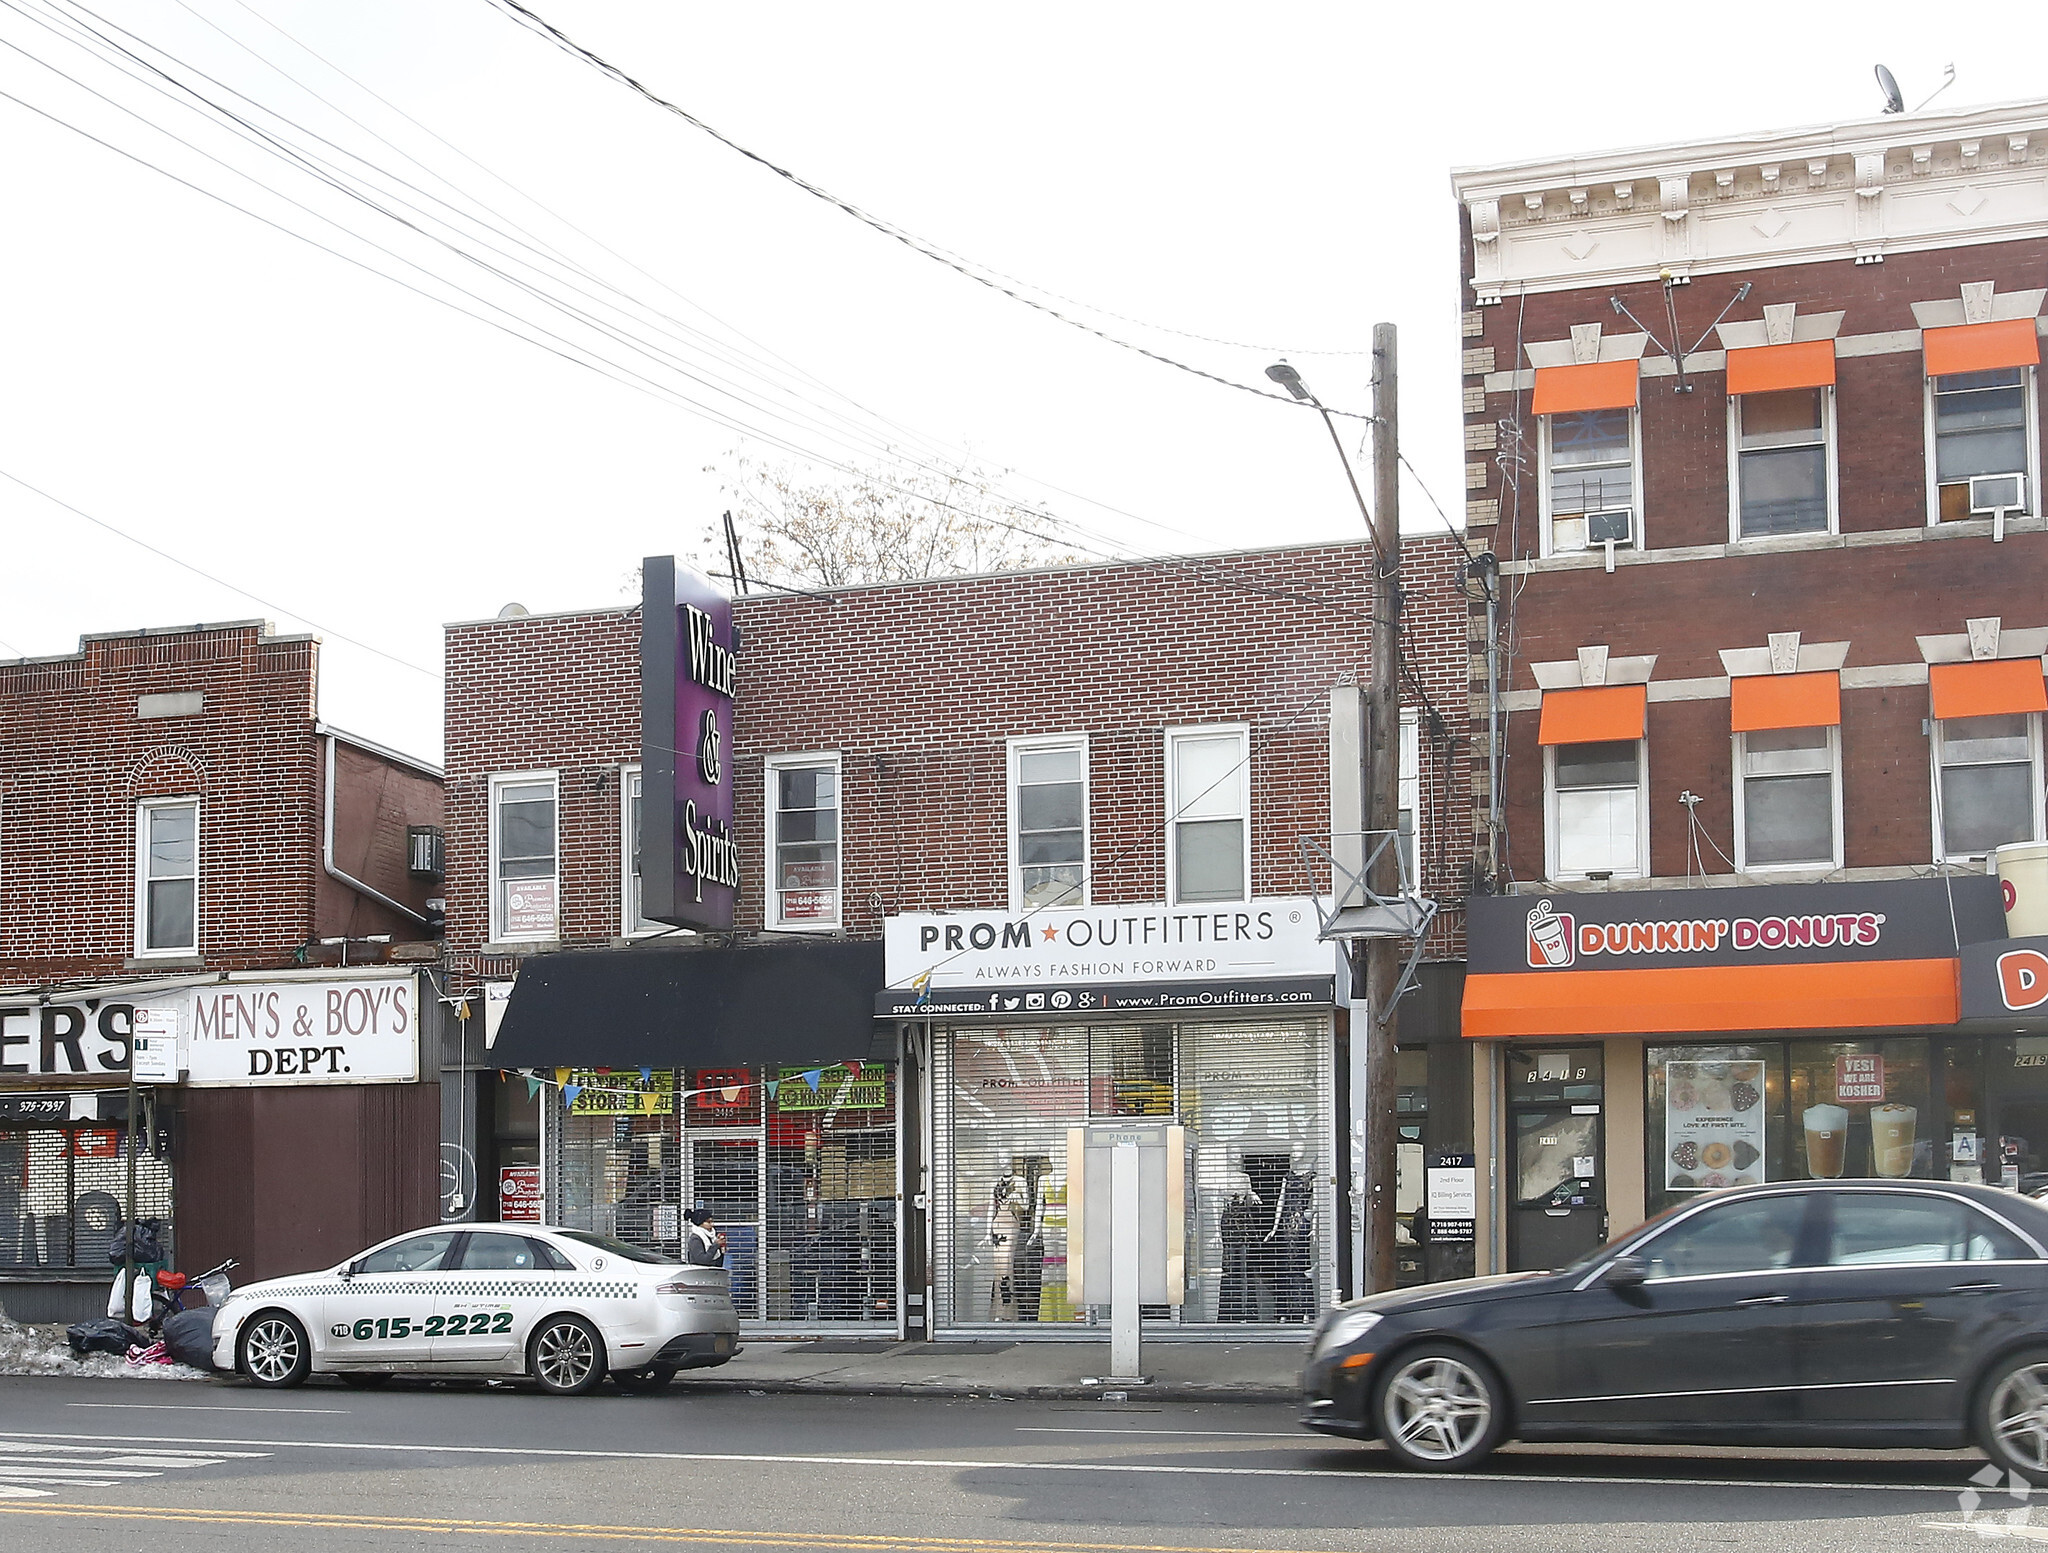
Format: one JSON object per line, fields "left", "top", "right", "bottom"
{"left": 0, "top": 619, "right": 446, "bottom": 1318}
{"left": 1452, "top": 100, "right": 2048, "bottom": 1273}
{"left": 445, "top": 537, "right": 1474, "bottom": 1338}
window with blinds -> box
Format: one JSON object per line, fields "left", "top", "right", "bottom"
{"left": 933, "top": 1015, "right": 1332, "bottom": 1329}
{"left": 545, "top": 1063, "right": 899, "bottom": 1327}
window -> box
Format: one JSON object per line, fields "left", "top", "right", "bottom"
{"left": 1398, "top": 710, "right": 1420, "bottom": 881}
{"left": 356, "top": 1231, "right": 458, "bottom": 1274}
{"left": 1735, "top": 726, "right": 1840, "bottom": 870}
{"left": 1823, "top": 1194, "right": 2031, "bottom": 1266}
{"left": 766, "top": 755, "right": 840, "bottom": 930}
{"left": 455, "top": 1233, "right": 545, "bottom": 1270}
{"left": 1167, "top": 725, "right": 1249, "bottom": 904}
{"left": 1935, "top": 714, "right": 2042, "bottom": 860}
{"left": 1008, "top": 737, "right": 1087, "bottom": 909}
{"left": 1931, "top": 368, "right": 2035, "bottom": 524}
{"left": 1543, "top": 407, "right": 1637, "bottom": 555}
{"left": 491, "top": 774, "right": 558, "bottom": 941}
{"left": 621, "top": 766, "right": 660, "bottom": 935}
{"left": 1732, "top": 387, "right": 1832, "bottom": 537}
{"left": 1641, "top": 1194, "right": 1809, "bottom": 1280}
{"left": 1546, "top": 739, "right": 1645, "bottom": 879}
{"left": 135, "top": 798, "right": 198, "bottom": 955}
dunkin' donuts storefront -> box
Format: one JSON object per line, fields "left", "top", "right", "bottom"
{"left": 1461, "top": 876, "right": 2047, "bottom": 1274}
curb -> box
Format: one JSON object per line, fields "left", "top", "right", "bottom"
{"left": 682, "top": 1376, "right": 1296, "bottom": 1403}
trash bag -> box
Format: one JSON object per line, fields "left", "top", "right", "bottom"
{"left": 66, "top": 1318, "right": 136, "bottom": 1358}
{"left": 160, "top": 1307, "right": 216, "bottom": 1371}
{"left": 108, "top": 1222, "right": 162, "bottom": 1267}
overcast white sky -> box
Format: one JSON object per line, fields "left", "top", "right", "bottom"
{"left": 1, "top": 1, "right": 2043, "bottom": 762}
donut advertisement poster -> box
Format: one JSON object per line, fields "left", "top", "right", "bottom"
{"left": 1664, "top": 1059, "right": 1766, "bottom": 1191}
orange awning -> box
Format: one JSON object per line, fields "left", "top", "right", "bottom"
{"left": 1930, "top": 658, "right": 2048, "bottom": 720}
{"left": 1537, "top": 684, "right": 1648, "bottom": 746}
{"left": 1726, "top": 340, "right": 1837, "bottom": 395}
{"left": 1924, "top": 318, "right": 2041, "bottom": 377}
{"left": 1531, "top": 361, "right": 1640, "bottom": 416}
{"left": 1730, "top": 671, "right": 1842, "bottom": 732}
{"left": 1462, "top": 959, "right": 1959, "bottom": 1038}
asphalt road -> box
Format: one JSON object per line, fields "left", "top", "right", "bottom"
{"left": 0, "top": 1372, "right": 2025, "bottom": 1551}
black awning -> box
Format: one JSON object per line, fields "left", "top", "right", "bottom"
{"left": 488, "top": 940, "right": 887, "bottom": 1070}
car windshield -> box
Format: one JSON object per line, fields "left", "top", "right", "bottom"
{"left": 557, "top": 1230, "right": 674, "bottom": 1266}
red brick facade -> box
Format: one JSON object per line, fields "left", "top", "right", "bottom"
{"left": 442, "top": 540, "right": 1474, "bottom": 982}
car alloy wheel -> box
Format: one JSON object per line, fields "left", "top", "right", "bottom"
{"left": 240, "top": 1314, "right": 309, "bottom": 1388}
{"left": 1376, "top": 1348, "right": 1503, "bottom": 1470}
{"left": 1983, "top": 1353, "right": 2048, "bottom": 1485}
{"left": 531, "top": 1316, "right": 604, "bottom": 1396}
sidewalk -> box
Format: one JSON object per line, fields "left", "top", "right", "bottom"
{"left": 688, "top": 1337, "right": 1302, "bottom": 1402}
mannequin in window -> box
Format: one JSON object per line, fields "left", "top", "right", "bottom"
{"left": 988, "top": 1155, "right": 1049, "bottom": 1321}
{"left": 1219, "top": 1148, "right": 1316, "bottom": 1322}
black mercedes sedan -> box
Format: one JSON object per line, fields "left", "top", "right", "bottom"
{"left": 1301, "top": 1180, "right": 2048, "bottom": 1479}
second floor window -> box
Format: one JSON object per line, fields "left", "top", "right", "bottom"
{"left": 622, "top": 766, "right": 659, "bottom": 935}
{"left": 1733, "top": 388, "right": 1831, "bottom": 537}
{"left": 136, "top": 798, "right": 198, "bottom": 955}
{"left": 1932, "top": 369, "right": 2033, "bottom": 524}
{"left": 1548, "top": 740, "right": 1644, "bottom": 880}
{"left": 492, "top": 775, "right": 557, "bottom": 941}
{"left": 1735, "top": 726, "right": 1840, "bottom": 869}
{"left": 767, "top": 756, "right": 840, "bottom": 930}
{"left": 1936, "top": 714, "right": 2040, "bottom": 860}
{"left": 1543, "top": 408, "right": 1636, "bottom": 555}
{"left": 1010, "top": 738, "right": 1086, "bottom": 908}
{"left": 1168, "top": 725, "right": 1248, "bottom": 904}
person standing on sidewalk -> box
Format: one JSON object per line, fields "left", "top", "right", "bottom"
{"left": 684, "top": 1208, "right": 726, "bottom": 1267}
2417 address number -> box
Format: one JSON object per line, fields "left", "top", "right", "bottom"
{"left": 328, "top": 1312, "right": 513, "bottom": 1340}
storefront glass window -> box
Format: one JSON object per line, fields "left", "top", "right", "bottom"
{"left": 1645, "top": 1044, "right": 1786, "bottom": 1219}
{"left": 1788, "top": 1039, "right": 1933, "bottom": 1182}
{"left": 547, "top": 1063, "right": 898, "bottom": 1328}
{"left": 938, "top": 1016, "right": 1330, "bottom": 1329}
{"left": 0, "top": 1120, "right": 174, "bottom": 1271}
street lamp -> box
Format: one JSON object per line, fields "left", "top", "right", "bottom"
{"left": 1266, "top": 362, "right": 1379, "bottom": 557}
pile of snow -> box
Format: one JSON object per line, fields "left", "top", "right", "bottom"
{"left": 0, "top": 1310, "right": 208, "bottom": 1380}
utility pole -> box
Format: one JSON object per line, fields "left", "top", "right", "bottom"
{"left": 1363, "top": 322, "right": 1402, "bottom": 1293}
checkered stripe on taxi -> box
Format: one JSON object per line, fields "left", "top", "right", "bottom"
{"left": 266, "top": 1278, "right": 642, "bottom": 1300}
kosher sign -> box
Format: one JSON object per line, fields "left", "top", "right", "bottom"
{"left": 882, "top": 899, "right": 1337, "bottom": 997}
{"left": 182, "top": 977, "right": 418, "bottom": 1086}
{"left": 1470, "top": 877, "right": 2003, "bottom": 976}
{"left": 639, "top": 555, "right": 739, "bottom": 931}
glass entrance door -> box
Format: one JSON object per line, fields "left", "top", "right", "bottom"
{"left": 1506, "top": 1046, "right": 1604, "bottom": 1272}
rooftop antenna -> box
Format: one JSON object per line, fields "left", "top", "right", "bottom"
{"left": 1875, "top": 64, "right": 1904, "bottom": 114}
{"left": 1913, "top": 64, "right": 1957, "bottom": 114}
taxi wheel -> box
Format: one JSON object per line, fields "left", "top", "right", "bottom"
{"left": 1372, "top": 1344, "right": 1506, "bottom": 1472}
{"left": 239, "top": 1312, "right": 311, "bottom": 1389}
{"left": 613, "top": 1365, "right": 678, "bottom": 1394}
{"left": 529, "top": 1315, "right": 606, "bottom": 1396}
{"left": 339, "top": 1373, "right": 393, "bottom": 1389}
{"left": 1976, "top": 1347, "right": 2048, "bottom": 1486}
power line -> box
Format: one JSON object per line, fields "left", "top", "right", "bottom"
{"left": 0, "top": 467, "right": 441, "bottom": 679}
{"left": 481, "top": 0, "right": 1377, "bottom": 423}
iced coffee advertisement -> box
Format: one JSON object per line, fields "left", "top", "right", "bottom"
{"left": 1664, "top": 1060, "right": 1766, "bottom": 1190}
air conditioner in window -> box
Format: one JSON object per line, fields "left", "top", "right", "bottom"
{"left": 1970, "top": 472, "right": 2028, "bottom": 542}
{"left": 1560, "top": 508, "right": 1635, "bottom": 571}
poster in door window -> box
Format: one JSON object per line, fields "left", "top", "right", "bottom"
{"left": 1664, "top": 1059, "right": 1765, "bottom": 1190}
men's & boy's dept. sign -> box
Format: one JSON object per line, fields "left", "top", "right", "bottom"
{"left": 1465, "top": 877, "right": 2005, "bottom": 1039}
{"left": 881, "top": 899, "right": 1339, "bottom": 1015}
{"left": 181, "top": 978, "right": 418, "bottom": 1085}
{"left": 640, "top": 554, "right": 738, "bottom": 932}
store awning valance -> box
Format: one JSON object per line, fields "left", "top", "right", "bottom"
{"left": 488, "top": 940, "right": 888, "bottom": 1070}
{"left": 1730, "top": 671, "right": 1842, "bottom": 733}
{"left": 1537, "top": 684, "right": 1648, "bottom": 746}
{"left": 1531, "top": 361, "right": 1639, "bottom": 416}
{"left": 1726, "top": 340, "right": 1837, "bottom": 395}
{"left": 1924, "top": 319, "right": 2041, "bottom": 377}
{"left": 1930, "top": 659, "right": 2048, "bottom": 721}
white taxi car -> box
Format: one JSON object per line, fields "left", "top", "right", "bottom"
{"left": 211, "top": 1224, "right": 739, "bottom": 1395}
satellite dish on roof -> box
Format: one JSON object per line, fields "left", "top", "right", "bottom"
{"left": 497, "top": 602, "right": 529, "bottom": 619}
{"left": 1875, "top": 64, "right": 1905, "bottom": 114}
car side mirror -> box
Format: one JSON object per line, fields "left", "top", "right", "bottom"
{"left": 1600, "top": 1253, "right": 1648, "bottom": 1289}
{"left": 340, "top": 1261, "right": 360, "bottom": 1280}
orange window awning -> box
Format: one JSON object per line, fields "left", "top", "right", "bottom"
{"left": 1930, "top": 658, "right": 2048, "bottom": 720}
{"left": 1924, "top": 318, "right": 2042, "bottom": 377}
{"left": 1730, "top": 671, "right": 1842, "bottom": 732}
{"left": 1537, "top": 683, "right": 1648, "bottom": 746}
{"left": 1531, "top": 360, "right": 1640, "bottom": 416}
{"left": 1726, "top": 339, "right": 1837, "bottom": 395}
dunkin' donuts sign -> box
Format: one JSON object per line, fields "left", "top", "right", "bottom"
{"left": 1524, "top": 898, "right": 1885, "bottom": 969}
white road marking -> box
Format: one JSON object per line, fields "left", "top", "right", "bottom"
{"left": 0, "top": 1436, "right": 270, "bottom": 1500}
{"left": 1017, "top": 1428, "right": 1308, "bottom": 1440}
{"left": 67, "top": 1403, "right": 350, "bottom": 1415}
{"left": 0, "top": 1430, "right": 1969, "bottom": 1494}
{"left": 1921, "top": 1524, "right": 2048, "bottom": 1541}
